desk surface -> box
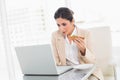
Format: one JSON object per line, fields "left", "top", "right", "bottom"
{"left": 23, "top": 66, "right": 95, "bottom": 80}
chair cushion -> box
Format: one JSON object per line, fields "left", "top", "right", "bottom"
{"left": 104, "top": 76, "right": 114, "bottom": 80}
{"left": 102, "top": 64, "right": 114, "bottom": 76}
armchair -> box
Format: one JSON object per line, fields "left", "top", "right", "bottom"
{"left": 88, "top": 26, "right": 116, "bottom": 80}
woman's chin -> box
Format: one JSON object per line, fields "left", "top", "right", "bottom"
{"left": 63, "top": 34, "right": 66, "bottom": 36}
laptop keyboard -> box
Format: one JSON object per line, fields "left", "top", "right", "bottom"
{"left": 58, "top": 69, "right": 87, "bottom": 80}
{"left": 57, "top": 66, "right": 72, "bottom": 74}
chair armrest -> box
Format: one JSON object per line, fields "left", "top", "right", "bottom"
{"left": 103, "top": 64, "right": 120, "bottom": 80}
{"left": 114, "top": 65, "right": 120, "bottom": 80}
{"left": 103, "top": 63, "right": 115, "bottom": 76}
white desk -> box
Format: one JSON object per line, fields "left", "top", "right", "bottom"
{"left": 23, "top": 66, "right": 95, "bottom": 80}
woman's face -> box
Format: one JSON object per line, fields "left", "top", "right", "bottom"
{"left": 56, "top": 18, "right": 74, "bottom": 36}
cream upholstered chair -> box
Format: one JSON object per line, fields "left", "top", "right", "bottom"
{"left": 87, "top": 26, "right": 116, "bottom": 80}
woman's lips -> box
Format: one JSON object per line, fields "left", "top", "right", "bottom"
{"left": 63, "top": 32, "right": 65, "bottom": 34}
{"left": 62, "top": 32, "right": 66, "bottom": 36}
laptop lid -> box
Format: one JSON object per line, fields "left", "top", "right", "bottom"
{"left": 15, "top": 44, "right": 58, "bottom": 75}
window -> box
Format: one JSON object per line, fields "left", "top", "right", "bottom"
{"left": 0, "top": 0, "right": 66, "bottom": 80}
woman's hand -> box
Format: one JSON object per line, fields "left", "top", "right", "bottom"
{"left": 73, "top": 36, "right": 86, "bottom": 56}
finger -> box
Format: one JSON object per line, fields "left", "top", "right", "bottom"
{"left": 74, "top": 40, "right": 85, "bottom": 49}
{"left": 74, "top": 39, "right": 85, "bottom": 47}
{"left": 75, "top": 38, "right": 84, "bottom": 44}
{"left": 78, "top": 36, "right": 84, "bottom": 39}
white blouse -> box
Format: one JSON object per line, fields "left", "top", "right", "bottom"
{"left": 65, "top": 27, "right": 79, "bottom": 65}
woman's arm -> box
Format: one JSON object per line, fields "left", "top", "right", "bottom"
{"left": 81, "top": 30, "right": 96, "bottom": 64}
{"left": 73, "top": 30, "right": 96, "bottom": 64}
{"left": 51, "top": 32, "right": 61, "bottom": 65}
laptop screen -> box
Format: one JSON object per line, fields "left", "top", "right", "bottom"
{"left": 15, "top": 44, "right": 58, "bottom": 75}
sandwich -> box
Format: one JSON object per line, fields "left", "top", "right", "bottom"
{"left": 69, "top": 35, "right": 78, "bottom": 40}
{"left": 69, "top": 35, "right": 84, "bottom": 40}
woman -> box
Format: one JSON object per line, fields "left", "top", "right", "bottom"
{"left": 51, "top": 7, "right": 104, "bottom": 80}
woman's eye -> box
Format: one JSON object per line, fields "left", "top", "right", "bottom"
{"left": 62, "top": 23, "right": 66, "bottom": 26}
{"left": 57, "top": 24, "right": 60, "bottom": 27}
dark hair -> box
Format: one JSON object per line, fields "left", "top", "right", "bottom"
{"left": 54, "top": 7, "right": 74, "bottom": 22}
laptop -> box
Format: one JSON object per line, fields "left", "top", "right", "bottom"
{"left": 15, "top": 44, "right": 73, "bottom": 76}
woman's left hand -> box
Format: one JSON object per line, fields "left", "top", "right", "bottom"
{"left": 73, "top": 36, "right": 86, "bottom": 56}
